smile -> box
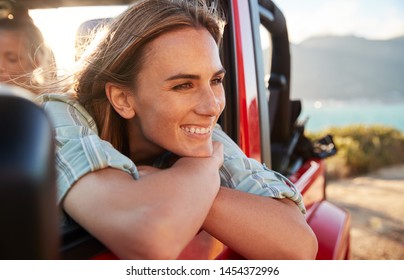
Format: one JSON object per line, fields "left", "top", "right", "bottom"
{"left": 181, "top": 126, "right": 211, "bottom": 135}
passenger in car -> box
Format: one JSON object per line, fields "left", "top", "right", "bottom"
{"left": 0, "top": 3, "right": 55, "bottom": 95}
{"left": 37, "top": 0, "right": 318, "bottom": 260}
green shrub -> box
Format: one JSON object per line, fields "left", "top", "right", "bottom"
{"left": 306, "top": 125, "right": 404, "bottom": 179}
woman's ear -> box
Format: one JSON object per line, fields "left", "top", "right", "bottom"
{"left": 105, "top": 82, "right": 136, "bottom": 119}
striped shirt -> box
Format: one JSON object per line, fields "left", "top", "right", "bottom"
{"left": 36, "top": 93, "right": 306, "bottom": 214}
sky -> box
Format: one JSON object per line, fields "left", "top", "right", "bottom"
{"left": 30, "top": 1, "right": 404, "bottom": 69}
{"left": 274, "top": 0, "right": 404, "bottom": 43}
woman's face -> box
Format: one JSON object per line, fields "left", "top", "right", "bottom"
{"left": 0, "top": 30, "right": 35, "bottom": 85}
{"left": 129, "top": 27, "right": 225, "bottom": 160}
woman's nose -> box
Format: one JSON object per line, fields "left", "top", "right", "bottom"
{"left": 195, "top": 86, "right": 224, "bottom": 117}
{"left": 0, "top": 59, "right": 5, "bottom": 72}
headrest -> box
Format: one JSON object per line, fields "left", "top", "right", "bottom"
{"left": 75, "top": 18, "right": 112, "bottom": 60}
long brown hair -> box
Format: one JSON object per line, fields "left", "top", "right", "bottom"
{"left": 74, "top": 0, "right": 226, "bottom": 155}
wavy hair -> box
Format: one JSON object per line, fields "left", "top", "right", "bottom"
{"left": 73, "top": 0, "right": 226, "bottom": 155}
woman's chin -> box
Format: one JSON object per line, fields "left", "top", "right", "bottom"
{"left": 178, "top": 146, "right": 213, "bottom": 158}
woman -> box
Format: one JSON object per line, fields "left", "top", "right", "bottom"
{"left": 37, "top": 0, "right": 317, "bottom": 260}
{"left": 0, "top": 3, "right": 55, "bottom": 94}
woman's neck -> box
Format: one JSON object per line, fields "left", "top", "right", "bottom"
{"left": 127, "top": 119, "right": 165, "bottom": 165}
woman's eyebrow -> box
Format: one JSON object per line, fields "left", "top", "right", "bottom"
{"left": 215, "top": 68, "right": 226, "bottom": 76}
{"left": 165, "top": 73, "right": 200, "bottom": 81}
{"left": 165, "top": 68, "right": 226, "bottom": 81}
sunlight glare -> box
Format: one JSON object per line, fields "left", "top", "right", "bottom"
{"left": 29, "top": 6, "right": 127, "bottom": 73}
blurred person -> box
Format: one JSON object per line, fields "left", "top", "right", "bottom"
{"left": 0, "top": 3, "right": 55, "bottom": 94}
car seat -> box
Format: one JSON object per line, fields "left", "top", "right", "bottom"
{"left": 0, "top": 84, "right": 58, "bottom": 259}
{"left": 75, "top": 18, "right": 111, "bottom": 61}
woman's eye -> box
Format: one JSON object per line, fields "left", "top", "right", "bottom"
{"left": 6, "top": 54, "right": 19, "bottom": 63}
{"left": 173, "top": 83, "right": 193, "bottom": 90}
{"left": 211, "top": 77, "right": 223, "bottom": 85}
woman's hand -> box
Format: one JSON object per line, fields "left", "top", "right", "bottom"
{"left": 138, "top": 141, "right": 223, "bottom": 176}
{"left": 137, "top": 165, "right": 161, "bottom": 177}
{"left": 173, "top": 141, "right": 223, "bottom": 184}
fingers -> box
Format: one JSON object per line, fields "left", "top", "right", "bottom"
{"left": 137, "top": 165, "right": 160, "bottom": 177}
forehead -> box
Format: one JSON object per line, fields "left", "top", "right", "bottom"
{"left": 144, "top": 27, "right": 222, "bottom": 72}
{"left": 0, "top": 30, "right": 27, "bottom": 49}
{"left": 152, "top": 26, "right": 217, "bottom": 44}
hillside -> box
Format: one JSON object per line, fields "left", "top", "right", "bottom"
{"left": 290, "top": 35, "right": 404, "bottom": 101}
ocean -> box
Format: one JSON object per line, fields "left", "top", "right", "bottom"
{"left": 298, "top": 99, "right": 404, "bottom": 133}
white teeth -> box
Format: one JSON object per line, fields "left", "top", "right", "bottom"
{"left": 183, "top": 126, "right": 211, "bottom": 134}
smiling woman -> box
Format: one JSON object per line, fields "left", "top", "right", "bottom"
{"left": 34, "top": 0, "right": 317, "bottom": 260}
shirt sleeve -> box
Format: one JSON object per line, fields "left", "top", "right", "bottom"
{"left": 213, "top": 125, "right": 306, "bottom": 214}
{"left": 40, "top": 95, "right": 139, "bottom": 205}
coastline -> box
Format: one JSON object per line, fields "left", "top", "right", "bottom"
{"left": 299, "top": 100, "right": 404, "bottom": 133}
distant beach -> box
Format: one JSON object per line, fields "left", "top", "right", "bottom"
{"left": 299, "top": 99, "right": 404, "bottom": 133}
